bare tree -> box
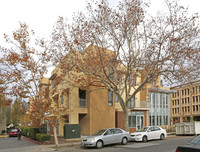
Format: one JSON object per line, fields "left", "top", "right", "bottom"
{"left": 42, "top": 0, "right": 200, "bottom": 130}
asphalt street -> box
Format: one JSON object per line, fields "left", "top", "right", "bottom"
{"left": 0, "top": 135, "right": 195, "bottom": 152}
{"left": 0, "top": 136, "right": 39, "bottom": 152}
{"left": 61, "top": 136, "right": 195, "bottom": 152}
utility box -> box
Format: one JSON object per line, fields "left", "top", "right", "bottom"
{"left": 176, "top": 121, "right": 200, "bottom": 135}
{"left": 63, "top": 124, "right": 81, "bottom": 139}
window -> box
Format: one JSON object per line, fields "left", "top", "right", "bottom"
{"left": 128, "top": 97, "right": 135, "bottom": 108}
{"left": 115, "top": 94, "right": 118, "bottom": 103}
{"left": 66, "top": 92, "right": 69, "bottom": 108}
{"left": 108, "top": 90, "right": 113, "bottom": 106}
{"left": 52, "top": 79, "right": 55, "bottom": 89}
{"left": 40, "top": 86, "right": 43, "bottom": 99}
{"left": 132, "top": 77, "right": 136, "bottom": 86}
{"left": 79, "top": 89, "right": 86, "bottom": 107}
{"left": 128, "top": 112, "right": 136, "bottom": 127}
{"left": 114, "top": 129, "right": 123, "bottom": 134}
{"left": 193, "top": 106, "right": 195, "bottom": 111}
{"left": 45, "top": 85, "right": 49, "bottom": 98}
{"left": 61, "top": 94, "right": 64, "bottom": 104}
{"left": 109, "top": 65, "right": 114, "bottom": 80}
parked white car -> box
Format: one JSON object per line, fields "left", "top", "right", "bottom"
{"left": 130, "top": 126, "right": 167, "bottom": 142}
{"left": 81, "top": 128, "right": 131, "bottom": 149}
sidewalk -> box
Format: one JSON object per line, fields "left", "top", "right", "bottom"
{"left": 22, "top": 136, "right": 82, "bottom": 152}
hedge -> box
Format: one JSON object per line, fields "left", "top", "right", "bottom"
{"left": 21, "top": 127, "right": 40, "bottom": 140}
{"left": 36, "top": 133, "right": 51, "bottom": 143}
{"left": 1, "top": 130, "right": 5, "bottom": 134}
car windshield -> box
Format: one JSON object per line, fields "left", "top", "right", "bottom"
{"left": 135, "top": 127, "right": 148, "bottom": 132}
{"left": 189, "top": 136, "right": 200, "bottom": 144}
{"left": 11, "top": 129, "right": 17, "bottom": 132}
{"left": 93, "top": 129, "right": 106, "bottom": 136}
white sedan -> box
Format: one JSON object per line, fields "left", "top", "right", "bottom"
{"left": 130, "top": 126, "right": 167, "bottom": 142}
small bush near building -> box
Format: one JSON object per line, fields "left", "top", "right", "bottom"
{"left": 1, "top": 130, "right": 6, "bottom": 134}
{"left": 36, "top": 133, "right": 51, "bottom": 143}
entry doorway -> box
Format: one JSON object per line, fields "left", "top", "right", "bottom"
{"left": 136, "top": 115, "right": 144, "bottom": 130}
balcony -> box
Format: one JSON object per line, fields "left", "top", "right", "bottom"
{"left": 129, "top": 100, "right": 151, "bottom": 110}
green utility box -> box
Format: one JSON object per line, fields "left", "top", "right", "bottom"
{"left": 63, "top": 124, "right": 81, "bottom": 139}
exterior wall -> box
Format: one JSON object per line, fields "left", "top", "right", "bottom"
{"left": 89, "top": 88, "right": 115, "bottom": 135}
{"left": 171, "top": 81, "right": 200, "bottom": 125}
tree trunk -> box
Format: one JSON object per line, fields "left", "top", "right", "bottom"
{"left": 123, "top": 110, "right": 129, "bottom": 131}
{"left": 53, "top": 125, "right": 59, "bottom": 148}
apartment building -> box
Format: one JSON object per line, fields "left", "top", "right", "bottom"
{"left": 38, "top": 45, "right": 172, "bottom": 136}
{"left": 170, "top": 80, "right": 200, "bottom": 125}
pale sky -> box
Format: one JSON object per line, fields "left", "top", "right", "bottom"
{"left": 0, "top": 0, "right": 200, "bottom": 77}
{"left": 0, "top": 0, "right": 199, "bottom": 43}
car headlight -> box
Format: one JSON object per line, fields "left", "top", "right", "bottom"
{"left": 88, "top": 138, "right": 96, "bottom": 142}
{"left": 135, "top": 134, "right": 142, "bottom": 136}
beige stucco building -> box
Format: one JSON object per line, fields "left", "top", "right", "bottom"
{"left": 38, "top": 45, "right": 171, "bottom": 136}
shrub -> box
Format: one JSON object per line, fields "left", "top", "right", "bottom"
{"left": 1, "top": 130, "right": 6, "bottom": 134}
{"left": 21, "top": 126, "right": 29, "bottom": 136}
{"left": 36, "top": 133, "right": 51, "bottom": 143}
{"left": 21, "top": 127, "right": 40, "bottom": 139}
{"left": 29, "top": 127, "right": 40, "bottom": 140}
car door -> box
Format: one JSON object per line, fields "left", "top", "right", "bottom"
{"left": 102, "top": 129, "right": 115, "bottom": 145}
{"left": 113, "top": 129, "right": 123, "bottom": 143}
{"left": 147, "top": 127, "right": 155, "bottom": 140}
{"left": 153, "top": 127, "right": 161, "bottom": 139}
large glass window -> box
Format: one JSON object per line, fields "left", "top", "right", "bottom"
{"left": 129, "top": 111, "right": 144, "bottom": 128}
{"left": 149, "top": 92, "right": 170, "bottom": 126}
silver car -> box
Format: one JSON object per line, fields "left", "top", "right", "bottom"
{"left": 81, "top": 128, "right": 131, "bottom": 149}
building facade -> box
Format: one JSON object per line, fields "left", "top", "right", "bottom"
{"left": 170, "top": 80, "right": 200, "bottom": 125}
{"left": 38, "top": 45, "right": 172, "bottom": 136}
{"left": 148, "top": 88, "right": 174, "bottom": 128}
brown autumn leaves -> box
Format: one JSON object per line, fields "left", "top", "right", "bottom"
{"left": 0, "top": 0, "right": 200, "bottom": 130}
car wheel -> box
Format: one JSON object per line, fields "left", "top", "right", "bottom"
{"left": 142, "top": 136, "right": 147, "bottom": 142}
{"left": 121, "top": 137, "right": 128, "bottom": 145}
{"left": 160, "top": 134, "right": 165, "bottom": 140}
{"left": 96, "top": 140, "right": 103, "bottom": 149}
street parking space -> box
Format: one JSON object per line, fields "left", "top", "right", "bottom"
{"left": 60, "top": 136, "right": 195, "bottom": 152}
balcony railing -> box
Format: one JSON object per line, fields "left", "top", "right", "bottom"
{"left": 129, "top": 100, "right": 150, "bottom": 109}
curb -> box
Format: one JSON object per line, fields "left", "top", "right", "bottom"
{"left": 0, "top": 135, "right": 8, "bottom": 138}
{"left": 23, "top": 136, "right": 42, "bottom": 145}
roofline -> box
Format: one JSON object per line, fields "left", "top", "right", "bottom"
{"left": 170, "top": 80, "right": 200, "bottom": 89}
{"left": 149, "top": 88, "right": 176, "bottom": 94}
